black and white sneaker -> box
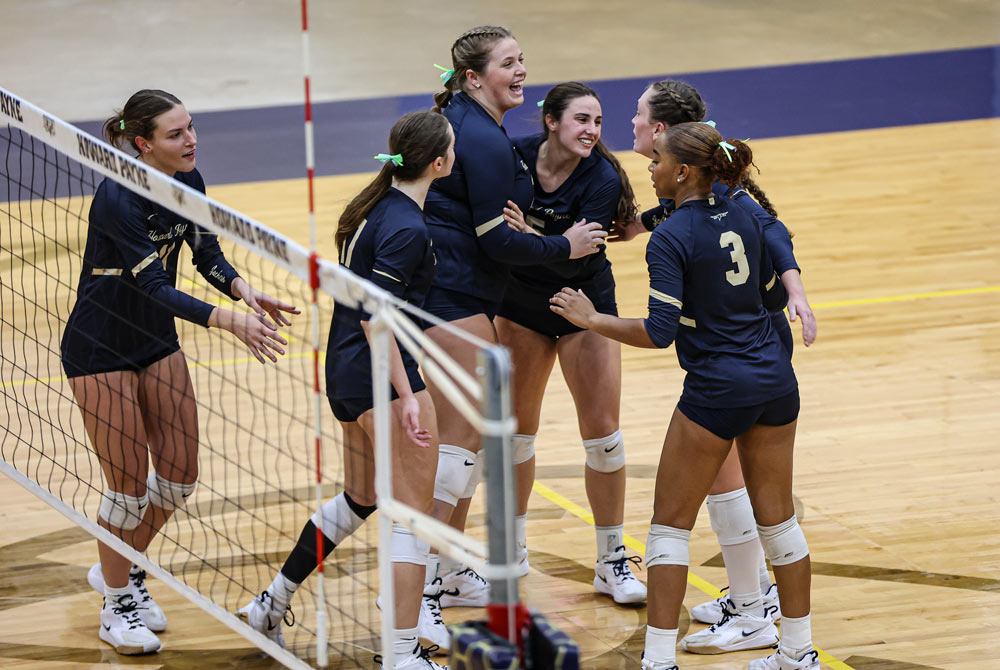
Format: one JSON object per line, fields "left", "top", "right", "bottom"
{"left": 418, "top": 578, "right": 450, "bottom": 653}
{"left": 99, "top": 592, "right": 161, "bottom": 655}
{"left": 236, "top": 591, "right": 293, "bottom": 649}
{"left": 376, "top": 641, "right": 448, "bottom": 669}
{"left": 594, "top": 546, "right": 647, "bottom": 604}
{"left": 88, "top": 562, "right": 168, "bottom": 632}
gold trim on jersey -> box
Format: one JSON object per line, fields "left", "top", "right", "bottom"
{"left": 342, "top": 218, "right": 368, "bottom": 267}
{"left": 765, "top": 272, "right": 778, "bottom": 290}
{"left": 373, "top": 269, "right": 401, "bottom": 283}
{"left": 679, "top": 316, "right": 696, "bottom": 328}
{"left": 649, "top": 288, "right": 682, "bottom": 309}
{"left": 131, "top": 251, "right": 158, "bottom": 277}
{"left": 475, "top": 215, "right": 504, "bottom": 237}
{"left": 91, "top": 268, "right": 122, "bottom": 276}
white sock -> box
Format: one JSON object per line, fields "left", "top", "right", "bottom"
{"left": 393, "top": 626, "right": 419, "bottom": 658}
{"left": 758, "top": 543, "right": 772, "bottom": 592}
{"left": 104, "top": 583, "right": 130, "bottom": 603}
{"left": 643, "top": 625, "right": 677, "bottom": 666}
{"left": 438, "top": 554, "right": 459, "bottom": 576}
{"left": 596, "top": 524, "right": 624, "bottom": 560}
{"left": 721, "top": 538, "right": 764, "bottom": 617}
{"left": 425, "top": 553, "right": 439, "bottom": 585}
{"left": 515, "top": 514, "right": 527, "bottom": 558}
{"left": 779, "top": 613, "right": 813, "bottom": 658}
{"left": 268, "top": 571, "right": 297, "bottom": 613}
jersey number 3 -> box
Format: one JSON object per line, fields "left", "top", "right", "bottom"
{"left": 719, "top": 231, "right": 750, "bottom": 286}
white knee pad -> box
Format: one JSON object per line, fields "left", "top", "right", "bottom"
{"left": 391, "top": 522, "right": 430, "bottom": 566}
{"left": 512, "top": 433, "right": 535, "bottom": 466}
{"left": 311, "top": 492, "right": 370, "bottom": 545}
{"left": 645, "top": 524, "right": 690, "bottom": 568}
{"left": 758, "top": 515, "right": 809, "bottom": 566}
{"left": 707, "top": 487, "right": 759, "bottom": 546}
{"left": 461, "top": 448, "right": 485, "bottom": 499}
{"left": 98, "top": 489, "right": 148, "bottom": 531}
{"left": 583, "top": 430, "right": 626, "bottom": 473}
{"left": 146, "top": 471, "right": 196, "bottom": 511}
{"left": 434, "top": 444, "right": 477, "bottom": 506}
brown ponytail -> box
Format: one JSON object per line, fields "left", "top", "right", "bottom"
{"left": 336, "top": 110, "right": 452, "bottom": 252}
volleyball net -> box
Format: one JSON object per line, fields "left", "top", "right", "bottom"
{"left": 0, "top": 87, "right": 525, "bottom": 669}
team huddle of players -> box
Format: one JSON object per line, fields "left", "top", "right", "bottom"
{"left": 62, "top": 24, "right": 819, "bottom": 670}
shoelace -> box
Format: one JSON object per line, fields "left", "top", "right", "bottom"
{"left": 259, "top": 590, "right": 296, "bottom": 629}
{"left": 130, "top": 568, "right": 153, "bottom": 604}
{"left": 110, "top": 593, "right": 146, "bottom": 630}
{"left": 374, "top": 643, "right": 441, "bottom": 668}
{"left": 605, "top": 550, "right": 643, "bottom": 580}
{"left": 455, "top": 566, "right": 486, "bottom": 586}
{"left": 422, "top": 588, "right": 445, "bottom": 625}
{"left": 709, "top": 597, "right": 740, "bottom": 632}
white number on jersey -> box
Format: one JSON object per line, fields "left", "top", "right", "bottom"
{"left": 719, "top": 231, "right": 750, "bottom": 286}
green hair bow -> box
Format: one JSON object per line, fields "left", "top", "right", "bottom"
{"left": 433, "top": 63, "right": 455, "bottom": 85}
{"left": 374, "top": 153, "right": 403, "bottom": 167}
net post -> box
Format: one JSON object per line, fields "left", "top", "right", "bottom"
{"left": 478, "top": 345, "right": 527, "bottom": 645}
{"left": 370, "top": 306, "right": 396, "bottom": 669}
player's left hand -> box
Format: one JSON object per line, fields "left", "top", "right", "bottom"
{"left": 549, "top": 287, "right": 596, "bottom": 328}
{"left": 233, "top": 278, "right": 301, "bottom": 328}
{"left": 787, "top": 293, "right": 817, "bottom": 347}
{"left": 503, "top": 200, "right": 539, "bottom": 235}
{"left": 608, "top": 217, "right": 646, "bottom": 243}
{"left": 400, "top": 395, "right": 432, "bottom": 448}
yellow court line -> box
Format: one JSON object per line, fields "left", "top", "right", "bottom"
{"left": 813, "top": 284, "right": 1000, "bottom": 309}
{"left": 531, "top": 480, "right": 855, "bottom": 670}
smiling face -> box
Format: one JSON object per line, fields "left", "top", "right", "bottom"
{"left": 135, "top": 104, "right": 197, "bottom": 174}
{"left": 548, "top": 95, "right": 602, "bottom": 159}
{"left": 632, "top": 87, "right": 664, "bottom": 158}
{"left": 468, "top": 37, "right": 526, "bottom": 115}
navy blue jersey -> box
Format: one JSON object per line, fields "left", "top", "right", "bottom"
{"left": 507, "top": 133, "right": 620, "bottom": 286}
{"left": 326, "top": 188, "right": 434, "bottom": 402}
{"left": 61, "top": 168, "right": 240, "bottom": 376}
{"left": 424, "top": 93, "right": 570, "bottom": 307}
{"left": 642, "top": 182, "right": 799, "bottom": 276}
{"left": 643, "top": 194, "right": 796, "bottom": 406}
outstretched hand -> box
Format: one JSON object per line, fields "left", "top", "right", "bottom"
{"left": 233, "top": 278, "right": 300, "bottom": 328}
{"left": 503, "top": 200, "right": 539, "bottom": 235}
{"left": 549, "top": 287, "right": 596, "bottom": 329}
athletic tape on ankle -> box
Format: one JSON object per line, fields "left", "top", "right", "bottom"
{"left": 98, "top": 489, "right": 148, "bottom": 530}
{"left": 758, "top": 515, "right": 809, "bottom": 566}
{"left": 434, "top": 444, "right": 477, "bottom": 505}
{"left": 512, "top": 433, "right": 535, "bottom": 465}
{"left": 707, "top": 487, "right": 759, "bottom": 545}
{"left": 460, "top": 448, "right": 485, "bottom": 500}
{"left": 311, "top": 492, "right": 368, "bottom": 545}
{"left": 146, "top": 471, "right": 195, "bottom": 511}
{"left": 583, "top": 430, "right": 626, "bottom": 473}
{"left": 391, "top": 522, "right": 429, "bottom": 565}
{"left": 646, "top": 524, "right": 690, "bottom": 567}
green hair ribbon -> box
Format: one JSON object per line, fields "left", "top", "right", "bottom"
{"left": 701, "top": 120, "right": 717, "bottom": 128}
{"left": 374, "top": 153, "right": 404, "bottom": 167}
{"left": 537, "top": 100, "right": 545, "bottom": 108}
{"left": 119, "top": 119, "right": 125, "bottom": 130}
{"left": 433, "top": 63, "right": 455, "bottom": 85}
{"left": 718, "top": 140, "right": 737, "bottom": 163}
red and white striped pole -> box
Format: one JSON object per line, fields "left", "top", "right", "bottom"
{"left": 300, "top": 0, "right": 327, "bottom": 667}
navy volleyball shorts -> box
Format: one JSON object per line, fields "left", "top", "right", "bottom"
{"left": 677, "top": 389, "right": 800, "bottom": 440}
{"left": 421, "top": 285, "right": 498, "bottom": 326}
{"left": 497, "top": 268, "right": 618, "bottom": 338}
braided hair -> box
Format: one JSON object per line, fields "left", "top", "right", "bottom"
{"left": 433, "top": 25, "right": 513, "bottom": 110}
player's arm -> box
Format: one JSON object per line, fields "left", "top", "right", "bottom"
{"left": 466, "top": 139, "right": 603, "bottom": 262}
{"left": 359, "top": 223, "right": 434, "bottom": 447}
{"left": 758, "top": 234, "right": 789, "bottom": 314}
